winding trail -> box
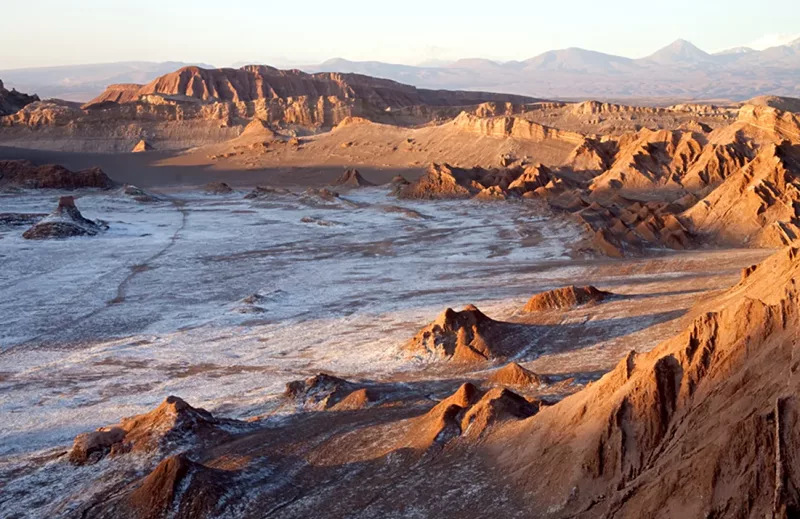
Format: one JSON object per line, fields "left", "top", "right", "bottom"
{"left": 3, "top": 198, "right": 188, "bottom": 353}
{"left": 109, "top": 199, "right": 188, "bottom": 305}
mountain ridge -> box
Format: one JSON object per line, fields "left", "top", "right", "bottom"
{"left": 4, "top": 37, "right": 798, "bottom": 102}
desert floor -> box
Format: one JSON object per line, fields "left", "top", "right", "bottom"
{"left": 0, "top": 184, "right": 769, "bottom": 489}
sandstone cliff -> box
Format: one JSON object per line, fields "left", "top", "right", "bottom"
{"left": 86, "top": 65, "right": 539, "bottom": 109}
{"left": 493, "top": 245, "right": 800, "bottom": 518}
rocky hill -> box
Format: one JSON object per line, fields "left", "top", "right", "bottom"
{"left": 383, "top": 102, "right": 800, "bottom": 255}
{"left": 85, "top": 65, "right": 539, "bottom": 109}
{"left": 0, "top": 79, "right": 38, "bottom": 116}
{"left": 492, "top": 245, "right": 800, "bottom": 517}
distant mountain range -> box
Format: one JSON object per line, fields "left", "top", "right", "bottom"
{"left": 304, "top": 39, "right": 800, "bottom": 102}
{"left": 1, "top": 38, "right": 798, "bottom": 102}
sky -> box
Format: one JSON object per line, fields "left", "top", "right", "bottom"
{"left": 1, "top": 0, "right": 799, "bottom": 69}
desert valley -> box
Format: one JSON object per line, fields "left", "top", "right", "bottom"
{"left": 2, "top": 12, "right": 800, "bottom": 518}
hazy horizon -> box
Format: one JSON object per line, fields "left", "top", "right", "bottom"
{"left": 2, "top": 0, "right": 799, "bottom": 70}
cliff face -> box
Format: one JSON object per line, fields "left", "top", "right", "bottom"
{"left": 0, "top": 66, "right": 543, "bottom": 151}
{"left": 494, "top": 246, "right": 800, "bottom": 518}
{"left": 0, "top": 79, "right": 39, "bottom": 116}
{"left": 86, "top": 65, "right": 539, "bottom": 110}
{"left": 450, "top": 112, "right": 585, "bottom": 144}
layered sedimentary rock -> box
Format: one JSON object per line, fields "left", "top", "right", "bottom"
{"left": 493, "top": 245, "right": 800, "bottom": 518}
{"left": 0, "top": 66, "right": 539, "bottom": 152}
{"left": 588, "top": 128, "right": 706, "bottom": 195}
{"left": 392, "top": 102, "right": 800, "bottom": 257}
{"left": 683, "top": 141, "right": 800, "bottom": 246}
{"left": 450, "top": 112, "right": 584, "bottom": 144}
{"left": 86, "top": 65, "right": 538, "bottom": 109}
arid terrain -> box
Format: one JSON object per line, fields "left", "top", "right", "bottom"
{"left": 2, "top": 37, "right": 799, "bottom": 102}
{"left": 2, "top": 60, "right": 800, "bottom": 519}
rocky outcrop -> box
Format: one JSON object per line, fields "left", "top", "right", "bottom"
{"left": 404, "top": 305, "right": 525, "bottom": 363}
{"left": 68, "top": 396, "right": 226, "bottom": 465}
{"left": 745, "top": 95, "right": 800, "bottom": 114}
{"left": 22, "top": 196, "right": 108, "bottom": 239}
{"left": 679, "top": 136, "right": 755, "bottom": 194}
{"left": 403, "top": 383, "right": 480, "bottom": 450}
{"left": 407, "top": 383, "right": 540, "bottom": 448}
{"left": 284, "top": 373, "right": 359, "bottom": 411}
{"left": 396, "top": 163, "right": 479, "bottom": 199}
{"left": 0, "top": 68, "right": 533, "bottom": 153}
{"left": 84, "top": 83, "right": 141, "bottom": 106}
{"left": 243, "top": 185, "right": 291, "bottom": 199}
{"left": 0, "top": 212, "right": 46, "bottom": 227}
{"left": 238, "top": 117, "right": 277, "bottom": 140}
{"left": 487, "top": 362, "right": 549, "bottom": 388}
{"left": 397, "top": 162, "right": 574, "bottom": 200}
{"left": 495, "top": 245, "right": 800, "bottom": 518}
{"left": 204, "top": 181, "right": 233, "bottom": 194}
{"left": 523, "top": 285, "right": 612, "bottom": 312}
{"left": 86, "top": 65, "right": 538, "bottom": 110}
{"left": 507, "top": 164, "right": 553, "bottom": 192}
{"left": 131, "top": 139, "right": 153, "bottom": 152}
{"left": 330, "top": 388, "right": 376, "bottom": 411}
{"left": 0, "top": 160, "right": 114, "bottom": 190}
{"left": 461, "top": 388, "right": 540, "bottom": 439}
{"left": 87, "top": 454, "right": 230, "bottom": 519}
{"left": 555, "top": 198, "right": 689, "bottom": 257}
{"left": 570, "top": 100, "right": 667, "bottom": 117}
{"left": 589, "top": 128, "right": 705, "bottom": 195}
{"left": 451, "top": 112, "right": 585, "bottom": 145}
{"left": 331, "top": 168, "right": 374, "bottom": 187}
{"left": 120, "top": 184, "right": 160, "bottom": 203}
{"left": 0, "top": 79, "right": 39, "bottom": 116}
{"left": 389, "top": 174, "right": 410, "bottom": 195}
{"left": 737, "top": 104, "right": 800, "bottom": 143}
{"left": 564, "top": 137, "right": 614, "bottom": 173}
{"left": 683, "top": 142, "right": 800, "bottom": 246}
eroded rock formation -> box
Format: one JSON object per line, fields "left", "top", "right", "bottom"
{"left": 331, "top": 168, "right": 374, "bottom": 187}
{"left": 487, "top": 362, "right": 549, "bottom": 388}
{"left": 0, "top": 160, "right": 113, "bottom": 190}
{"left": 69, "top": 396, "right": 227, "bottom": 465}
{"left": 523, "top": 285, "right": 612, "bottom": 312}
{"left": 493, "top": 245, "right": 800, "bottom": 518}
{"left": 404, "top": 305, "right": 526, "bottom": 362}
{"left": 0, "top": 79, "right": 38, "bottom": 116}
{"left": 22, "top": 196, "right": 108, "bottom": 239}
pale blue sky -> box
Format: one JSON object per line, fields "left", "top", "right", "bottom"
{"left": 1, "top": 0, "right": 798, "bottom": 69}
